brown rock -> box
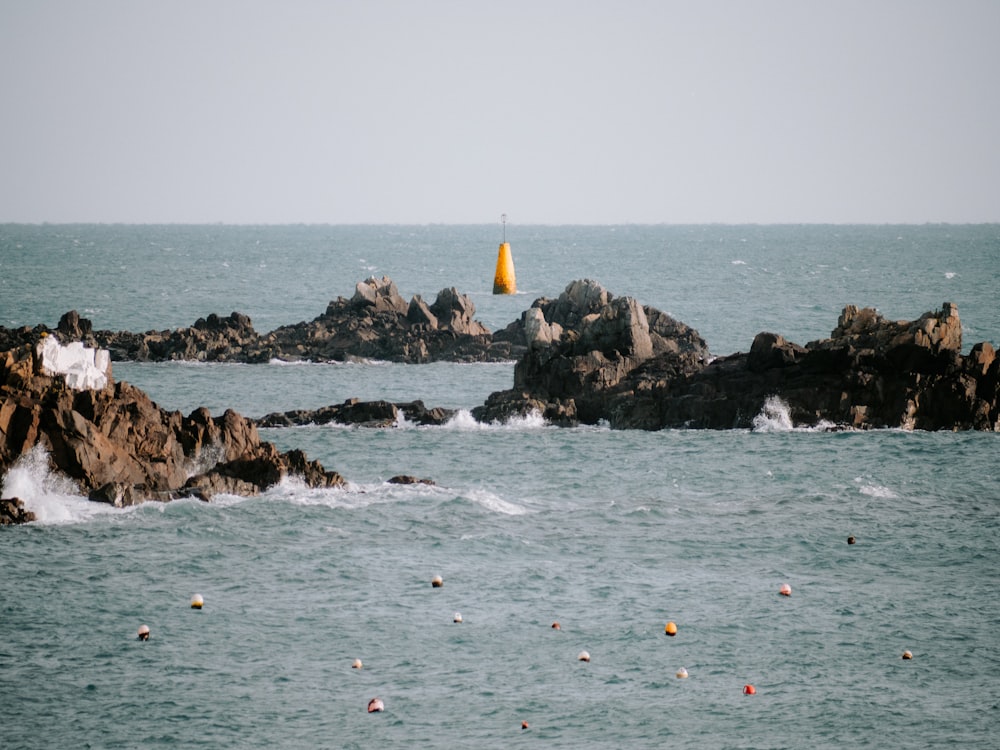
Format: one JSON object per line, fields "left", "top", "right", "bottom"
{"left": 1, "top": 496, "right": 36, "bottom": 525}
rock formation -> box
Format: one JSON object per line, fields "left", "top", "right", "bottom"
{"left": 0, "top": 336, "right": 344, "bottom": 518}
{"left": 474, "top": 280, "right": 1000, "bottom": 431}
{"left": 256, "top": 399, "right": 456, "bottom": 428}
{"left": 26, "top": 277, "right": 520, "bottom": 365}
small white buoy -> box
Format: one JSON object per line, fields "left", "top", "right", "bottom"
{"left": 431, "top": 575, "right": 443, "bottom": 588}
{"left": 453, "top": 612, "right": 463, "bottom": 623}
{"left": 577, "top": 650, "right": 591, "bottom": 662}
{"left": 367, "top": 697, "right": 384, "bottom": 713}
{"left": 676, "top": 667, "right": 689, "bottom": 679}
{"left": 352, "top": 658, "right": 363, "bottom": 669}
{"left": 190, "top": 594, "right": 204, "bottom": 610}
{"left": 779, "top": 583, "right": 792, "bottom": 597}
{"left": 902, "top": 650, "right": 913, "bottom": 660}
{"left": 137, "top": 624, "right": 150, "bottom": 641}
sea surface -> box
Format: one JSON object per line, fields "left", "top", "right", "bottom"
{"left": 1, "top": 224, "right": 999, "bottom": 749}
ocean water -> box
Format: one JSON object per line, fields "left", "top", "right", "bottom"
{"left": 2, "top": 224, "right": 999, "bottom": 749}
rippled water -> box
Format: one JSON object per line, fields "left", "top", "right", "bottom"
{"left": 2, "top": 225, "right": 999, "bottom": 748}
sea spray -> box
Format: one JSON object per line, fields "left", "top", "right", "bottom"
{"left": 0, "top": 445, "right": 114, "bottom": 524}
{"left": 751, "top": 396, "right": 794, "bottom": 432}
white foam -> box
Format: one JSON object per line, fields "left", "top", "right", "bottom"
{"left": 944, "top": 271, "right": 957, "bottom": 279}
{"left": 444, "top": 409, "right": 549, "bottom": 431}
{"left": 752, "top": 396, "right": 794, "bottom": 432}
{"left": 464, "top": 488, "right": 528, "bottom": 516}
{"left": 1, "top": 446, "right": 115, "bottom": 524}
{"left": 855, "top": 477, "right": 898, "bottom": 499}
{"left": 732, "top": 259, "right": 747, "bottom": 265}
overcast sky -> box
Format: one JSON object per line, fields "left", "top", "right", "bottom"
{"left": 2, "top": 1, "right": 998, "bottom": 224}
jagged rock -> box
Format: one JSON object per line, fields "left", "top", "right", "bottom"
{"left": 255, "top": 399, "right": 456, "bottom": 429}
{"left": 0, "top": 340, "right": 348, "bottom": 507}
{"left": 1, "top": 496, "right": 36, "bottom": 525}
{"left": 476, "top": 280, "right": 709, "bottom": 424}
{"left": 6, "top": 277, "right": 519, "bottom": 365}
{"left": 57, "top": 310, "right": 92, "bottom": 339}
{"left": 351, "top": 276, "right": 409, "bottom": 315}
{"left": 429, "top": 287, "right": 490, "bottom": 337}
{"left": 747, "top": 332, "right": 807, "bottom": 372}
{"left": 475, "top": 289, "right": 998, "bottom": 432}
{"left": 406, "top": 295, "right": 439, "bottom": 329}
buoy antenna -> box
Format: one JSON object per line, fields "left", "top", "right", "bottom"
{"left": 501, "top": 213, "right": 507, "bottom": 243}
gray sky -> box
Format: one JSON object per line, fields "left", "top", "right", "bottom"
{"left": 2, "top": 0, "right": 998, "bottom": 224}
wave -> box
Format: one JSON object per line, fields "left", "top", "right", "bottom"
{"left": 443, "top": 409, "right": 549, "bottom": 431}
{"left": 751, "top": 396, "right": 837, "bottom": 433}
{"left": 1, "top": 446, "right": 118, "bottom": 525}
{"left": 263, "top": 475, "right": 527, "bottom": 515}
{"left": 752, "top": 396, "right": 794, "bottom": 432}
{"left": 854, "top": 477, "right": 899, "bottom": 499}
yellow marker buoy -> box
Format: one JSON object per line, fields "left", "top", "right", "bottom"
{"left": 190, "top": 594, "right": 204, "bottom": 609}
{"left": 665, "top": 621, "right": 678, "bottom": 637}
{"left": 492, "top": 214, "right": 516, "bottom": 295}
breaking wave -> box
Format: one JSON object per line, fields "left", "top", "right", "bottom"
{"left": 443, "top": 409, "right": 549, "bottom": 431}
{"left": 752, "top": 396, "right": 794, "bottom": 432}
{"left": 1, "top": 446, "right": 115, "bottom": 524}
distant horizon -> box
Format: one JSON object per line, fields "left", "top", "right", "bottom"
{"left": 4, "top": 220, "right": 1000, "bottom": 228}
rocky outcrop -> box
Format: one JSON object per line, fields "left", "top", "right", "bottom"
{"left": 256, "top": 399, "right": 456, "bottom": 428}
{"left": 474, "top": 282, "right": 1000, "bottom": 432}
{"left": 21, "top": 277, "right": 521, "bottom": 365}
{"left": 1, "top": 496, "right": 35, "bottom": 525}
{"left": 0, "top": 338, "right": 345, "bottom": 519}
{"left": 474, "top": 279, "right": 711, "bottom": 425}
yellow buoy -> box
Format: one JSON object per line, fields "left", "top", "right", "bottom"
{"left": 665, "top": 621, "right": 678, "bottom": 637}
{"left": 190, "top": 593, "right": 204, "bottom": 609}
{"left": 492, "top": 214, "right": 516, "bottom": 295}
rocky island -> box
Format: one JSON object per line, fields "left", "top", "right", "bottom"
{"left": 475, "top": 279, "right": 999, "bottom": 431}
{"left": 3, "top": 275, "right": 997, "bottom": 524}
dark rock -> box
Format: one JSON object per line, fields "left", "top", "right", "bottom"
{"left": 10, "top": 277, "right": 515, "bottom": 364}
{"left": 89, "top": 482, "right": 141, "bottom": 507}
{"left": 1, "top": 496, "right": 36, "bottom": 525}
{"left": 1, "top": 338, "right": 348, "bottom": 505}
{"left": 255, "top": 399, "right": 457, "bottom": 429}
{"left": 475, "top": 288, "right": 999, "bottom": 432}
{"left": 57, "top": 310, "right": 93, "bottom": 340}
{"left": 387, "top": 475, "right": 436, "bottom": 485}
